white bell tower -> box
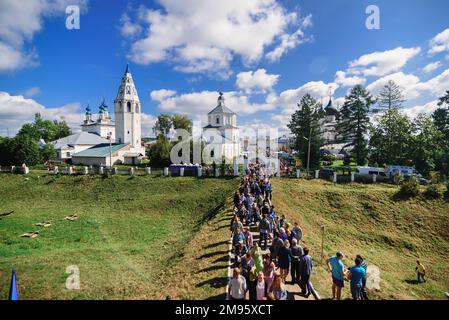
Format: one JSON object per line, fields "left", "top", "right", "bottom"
{"left": 114, "top": 64, "right": 142, "bottom": 149}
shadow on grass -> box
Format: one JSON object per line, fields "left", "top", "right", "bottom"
{"left": 197, "top": 250, "right": 228, "bottom": 260}
{"left": 204, "top": 240, "right": 229, "bottom": 249}
{"left": 197, "top": 265, "right": 228, "bottom": 273}
{"left": 205, "top": 293, "right": 227, "bottom": 300}
{"left": 212, "top": 255, "right": 229, "bottom": 264}
{"left": 196, "top": 277, "right": 228, "bottom": 289}
{"left": 405, "top": 279, "right": 421, "bottom": 285}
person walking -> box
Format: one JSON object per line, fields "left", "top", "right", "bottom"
{"left": 347, "top": 257, "right": 366, "bottom": 300}
{"left": 243, "top": 227, "right": 253, "bottom": 251}
{"left": 263, "top": 254, "right": 275, "bottom": 291}
{"left": 277, "top": 240, "right": 291, "bottom": 282}
{"left": 326, "top": 252, "right": 346, "bottom": 300}
{"left": 228, "top": 268, "right": 247, "bottom": 300}
{"left": 258, "top": 213, "right": 271, "bottom": 251}
{"left": 290, "top": 238, "right": 303, "bottom": 285}
{"left": 268, "top": 274, "right": 287, "bottom": 300}
{"left": 255, "top": 272, "right": 268, "bottom": 300}
{"left": 299, "top": 247, "right": 313, "bottom": 297}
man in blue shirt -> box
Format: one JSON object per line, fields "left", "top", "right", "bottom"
{"left": 348, "top": 257, "right": 366, "bottom": 300}
{"left": 326, "top": 251, "right": 346, "bottom": 300}
{"left": 299, "top": 247, "right": 313, "bottom": 297}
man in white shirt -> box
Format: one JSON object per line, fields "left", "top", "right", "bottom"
{"left": 228, "top": 268, "right": 247, "bottom": 300}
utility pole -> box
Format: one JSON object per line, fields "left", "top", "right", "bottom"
{"left": 108, "top": 132, "right": 112, "bottom": 168}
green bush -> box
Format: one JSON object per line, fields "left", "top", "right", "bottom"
{"left": 423, "top": 184, "right": 444, "bottom": 199}
{"left": 322, "top": 154, "right": 337, "bottom": 162}
{"left": 393, "top": 173, "right": 404, "bottom": 185}
{"left": 398, "top": 176, "right": 420, "bottom": 198}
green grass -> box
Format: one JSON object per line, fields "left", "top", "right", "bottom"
{"left": 0, "top": 173, "right": 238, "bottom": 299}
{"left": 272, "top": 179, "right": 449, "bottom": 300}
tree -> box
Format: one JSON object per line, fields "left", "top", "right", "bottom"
{"left": 17, "top": 113, "right": 71, "bottom": 142}
{"left": 147, "top": 137, "right": 172, "bottom": 168}
{"left": 374, "top": 80, "right": 405, "bottom": 113}
{"left": 0, "top": 137, "right": 13, "bottom": 165}
{"left": 288, "top": 94, "right": 323, "bottom": 168}
{"left": 337, "top": 85, "right": 374, "bottom": 165}
{"left": 8, "top": 135, "right": 42, "bottom": 166}
{"left": 438, "top": 90, "right": 449, "bottom": 107}
{"left": 171, "top": 114, "right": 193, "bottom": 133}
{"left": 411, "top": 114, "right": 445, "bottom": 176}
{"left": 40, "top": 143, "right": 57, "bottom": 162}
{"left": 153, "top": 114, "right": 173, "bottom": 138}
{"left": 369, "top": 109, "right": 414, "bottom": 166}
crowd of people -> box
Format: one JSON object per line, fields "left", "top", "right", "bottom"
{"left": 227, "top": 162, "right": 312, "bottom": 301}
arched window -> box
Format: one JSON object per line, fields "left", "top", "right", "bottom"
{"left": 216, "top": 117, "right": 219, "bottom": 124}
{"left": 127, "top": 101, "right": 131, "bottom": 112}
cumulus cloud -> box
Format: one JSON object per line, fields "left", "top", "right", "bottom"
{"left": 0, "top": 91, "right": 84, "bottom": 136}
{"left": 366, "top": 72, "right": 423, "bottom": 100}
{"left": 150, "top": 89, "right": 177, "bottom": 102}
{"left": 422, "top": 61, "right": 442, "bottom": 74}
{"left": 428, "top": 28, "right": 449, "bottom": 55}
{"left": 0, "top": 0, "right": 88, "bottom": 72}
{"left": 122, "top": 0, "right": 311, "bottom": 78}
{"left": 236, "top": 69, "right": 280, "bottom": 93}
{"left": 149, "top": 90, "right": 277, "bottom": 125}
{"left": 347, "top": 47, "right": 421, "bottom": 77}
{"left": 402, "top": 100, "right": 440, "bottom": 120}
{"left": 334, "top": 70, "right": 366, "bottom": 87}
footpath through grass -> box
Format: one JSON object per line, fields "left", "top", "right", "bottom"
{"left": 272, "top": 179, "right": 449, "bottom": 300}
{"left": 0, "top": 173, "right": 238, "bottom": 299}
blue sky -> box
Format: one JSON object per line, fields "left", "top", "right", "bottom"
{"left": 1, "top": 0, "right": 449, "bottom": 137}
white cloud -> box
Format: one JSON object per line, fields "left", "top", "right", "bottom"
{"left": 402, "top": 100, "right": 440, "bottom": 120}
{"left": 429, "top": 28, "right": 449, "bottom": 55}
{"left": 0, "top": 0, "right": 88, "bottom": 72}
{"left": 422, "top": 61, "right": 442, "bottom": 74}
{"left": 141, "top": 113, "right": 158, "bottom": 137}
{"left": 424, "top": 67, "right": 449, "bottom": 97}
{"left": 120, "top": 13, "right": 142, "bottom": 38}
{"left": 0, "top": 91, "right": 84, "bottom": 136}
{"left": 150, "top": 90, "right": 277, "bottom": 121}
{"left": 334, "top": 70, "right": 366, "bottom": 87}
{"left": 123, "top": 0, "right": 311, "bottom": 78}
{"left": 236, "top": 69, "right": 280, "bottom": 93}
{"left": 150, "top": 89, "right": 176, "bottom": 102}
{"left": 347, "top": 47, "right": 421, "bottom": 77}
{"left": 366, "top": 72, "right": 423, "bottom": 100}
{"left": 265, "top": 14, "right": 312, "bottom": 62}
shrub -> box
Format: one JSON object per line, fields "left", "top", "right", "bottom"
{"left": 398, "top": 176, "right": 420, "bottom": 198}
{"left": 445, "top": 182, "right": 449, "bottom": 200}
{"left": 393, "top": 173, "right": 404, "bottom": 185}
{"left": 322, "top": 154, "right": 337, "bottom": 162}
{"left": 423, "top": 184, "right": 444, "bottom": 199}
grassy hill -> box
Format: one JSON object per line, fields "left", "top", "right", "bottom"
{"left": 272, "top": 179, "right": 449, "bottom": 300}
{"left": 0, "top": 173, "right": 238, "bottom": 299}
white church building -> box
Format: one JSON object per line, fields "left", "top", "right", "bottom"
{"left": 71, "top": 65, "right": 145, "bottom": 166}
{"left": 202, "top": 92, "right": 240, "bottom": 162}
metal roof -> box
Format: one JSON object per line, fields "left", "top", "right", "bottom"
{"left": 50, "top": 132, "right": 109, "bottom": 149}
{"left": 72, "top": 143, "right": 129, "bottom": 158}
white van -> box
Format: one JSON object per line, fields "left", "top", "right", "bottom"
{"left": 356, "top": 166, "right": 381, "bottom": 175}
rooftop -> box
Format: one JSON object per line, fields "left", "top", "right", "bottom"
{"left": 72, "top": 143, "right": 129, "bottom": 158}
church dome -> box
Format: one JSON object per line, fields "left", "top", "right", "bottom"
{"left": 324, "top": 98, "right": 339, "bottom": 116}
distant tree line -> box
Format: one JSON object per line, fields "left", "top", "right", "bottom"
{"left": 0, "top": 113, "right": 71, "bottom": 166}
{"left": 289, "top": 81, "right": 449, "bottom": 177}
